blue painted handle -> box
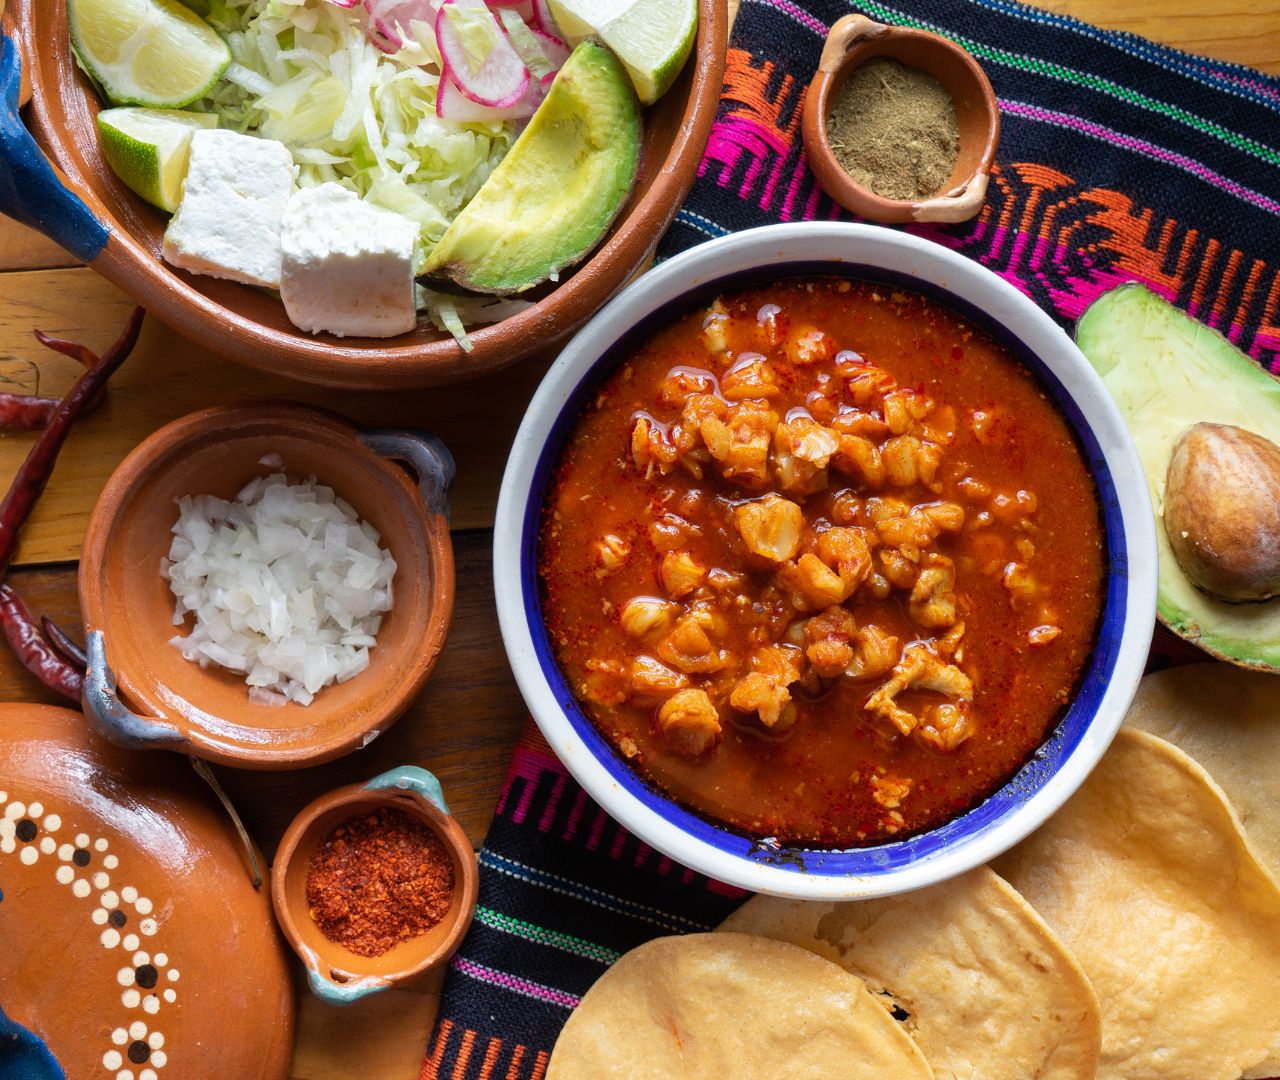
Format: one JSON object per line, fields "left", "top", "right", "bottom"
{"left": 359, "top": 428, "right": 455, "bottom": 523}
{"left": 305, "top": 967, "right": 391, "bottom": 1007}
{"left": 0, "top": 32, "right": 108, "bottom": 261}
{"left": 364, "top": 765, "right": 450, "bottom": 815}
{"left": 81, "top": 631, "right": 186, "bottom": 751}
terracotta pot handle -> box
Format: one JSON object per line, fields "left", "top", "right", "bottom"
{"left": 819, "top": 14, "right": 892, "bottom": 75}
{"left": 82, "top": 631, "right": 187, "bottom": 750}
{"left": 364, "top": 765, "right": 451, "bottom": 814}
{"left": 0, "top": 32, "right": 109, "bottom": 261}
{"left": 359, "top": 428, "right": 456, "bottom": 523}
{"left": 912, "top": 170, "right": 991, "bottom": 223}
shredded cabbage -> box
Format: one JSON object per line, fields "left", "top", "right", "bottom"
{"left": 201, "top": 0, "right": 516, "bottom": 261}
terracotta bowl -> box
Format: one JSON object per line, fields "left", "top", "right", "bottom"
{"left": 0, "top": 703, "right": 295, "bottom": 1077}
{"left": 801, "top": 14, "right": 1000, "bottom": 224}
{"left": 0, "top": 2, "right": 727, "bottom": 390}
{"left": 271, "top": 766, "right": 478, "bottom": 1004}
{"left": 78, "top": 402, "right": 455, "bottom": 769}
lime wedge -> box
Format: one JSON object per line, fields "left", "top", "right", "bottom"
{"left": 97, "top": 107, "right": 217, "bottom": 211}
{"left": 547, "top": 0, "right": 697, "bottom": 105}
{"left": 68, "top": 0, "right": 231, "bottom": 108}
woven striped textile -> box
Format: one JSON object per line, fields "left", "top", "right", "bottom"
{"left": 423, "top": 2, "right": 1280, "bottom": 1076}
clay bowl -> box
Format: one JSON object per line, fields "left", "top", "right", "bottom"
{"left": 78, "top": 402, "right": 455, "bottom": 769}
{"left": 271, "top": 766, "right": 478, "bottom": 1004}
{"left": 801, "top": 14, "right": 1000, "bottom": 224}
{"left": 0, "top": 1, "right": 727, "bottom": 390}
{"left": 0, "top": 702, "right": 295, "bottom": 1077}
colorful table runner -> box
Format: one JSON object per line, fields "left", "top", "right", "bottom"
{"left": 424, "top": 2, "right": 1280, "bottom": 1076}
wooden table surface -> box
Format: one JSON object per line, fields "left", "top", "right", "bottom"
{"left": 0, "top": 1, "right": 1275, "bottom": 1077}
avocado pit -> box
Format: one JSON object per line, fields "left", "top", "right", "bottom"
{"left": 1164, "top": 422, "right": 1280, "bottom": 603}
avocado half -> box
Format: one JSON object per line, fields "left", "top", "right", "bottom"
{"left": 421, "top": 39, "right": 642, "bottom": 295}
{"left": 1076, "top": 283, "right": 1280, "bottom": 672}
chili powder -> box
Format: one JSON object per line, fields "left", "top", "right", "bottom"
{"left": 306, "top": 806, "right": 455, "bottom": 958}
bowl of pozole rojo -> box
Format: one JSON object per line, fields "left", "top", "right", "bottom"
{"left": 495, "top": 222, "right": 1157, "bottom": 899}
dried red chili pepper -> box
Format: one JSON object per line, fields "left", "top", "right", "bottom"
{"left": 305, "top": 806, "right": 455, "bottom": 957}
{"left": 0, "top": 307, "right": 143, "bottom": 578}
{"left": 0, "top": 394, "right": 61, "bottom": 430}
{"left": 41, "top": 616, "right": 86, "bottom": 670}
{"left": 0, "top": 327, "right": 110, "bottom": 431}
{"left": 0, "top": 585, "right": 82, "bottom": 701}
{"left": 0, "top": 308, "right": 144, "bottom": 695}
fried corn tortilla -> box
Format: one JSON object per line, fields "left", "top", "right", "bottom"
{"left": 546, "top": 932, "right": 934, "bottom": 1080}
{"left": 993, "top": 728, "right": 1280, "bottom": 1080}
{"left": 1124, "top": 663, "right": 1280, "bottom": 877}
{"left": 718, "top": 866, "right": 1100, "bottom": 1080}
{"left": 1123, "top": 664, "right": 1280, "bottom": 1079}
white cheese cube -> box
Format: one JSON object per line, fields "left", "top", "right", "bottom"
{"left": 279, "top": 183, "right": 419, "bottom": 339}
{"left": 162, "top": 129, "right": 296, "bottom": 289}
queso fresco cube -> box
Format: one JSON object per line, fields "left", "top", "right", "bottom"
{"left": 161, "top": 129, "right": 297, "bottom": 289}
{"left": 279, "top": 183, "right": 419, "bottom": 339}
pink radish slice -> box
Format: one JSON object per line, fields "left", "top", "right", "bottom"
{"left": 529, "top": 0, "right": 560, "bottom": 36}
{"left": 485, "top": 0, "right": 535, "bottom": 18}
{"left": 436, "top": 72, "right": 545, "bottom": 121}
{"left": 368, "top": 23, "right": 401, "bottom": 52}
{"left": 531, "top": 27, "right": 568, "bottom": 67}
{"left": 324, "top": 0, "right": 360, "bottom": 9}
{"left": 436, "top": 0, "right": 530, "bottom": 107}
{"left": 364, "top": 0, "right": 436, "bottom": 48}
{"left": 495, "top": 8, "right": 560, "bottom": 77}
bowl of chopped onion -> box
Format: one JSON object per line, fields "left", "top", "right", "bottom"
{"left": 78, "top": 402, "right": 456, "bottom": 769}
{"left": 0, "top": 0, "right": 727, "bottom": 389}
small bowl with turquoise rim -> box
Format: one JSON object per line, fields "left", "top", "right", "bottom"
{"left": 270, "top": 766, "right": 478, "bottom": 1004}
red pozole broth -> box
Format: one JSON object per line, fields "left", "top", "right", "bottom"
{"left": 539, "top": 278, "right": 1105, "bottom": 846}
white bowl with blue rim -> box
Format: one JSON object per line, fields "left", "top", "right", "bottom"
{"left": 494, "top": 221, "right": 1158, "bottom": 899}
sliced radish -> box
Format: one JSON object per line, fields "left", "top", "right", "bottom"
{"left": 436, "top": 0, "right": 530, "bottom": 108}
{"left": 365, "top": 0, "right": 438, "bottom": 49}
{"left": 368, "top": 24, "right": 401, "bottom": 52}
{"left": 495, "top": 8, "right": 558, "bottom": 78}
{"left": 436, "top": 72, "right": 546, "bottom": 121}
{"left": 324, "top": 0, "right": 360, "bottom": 8}
{"left": 486, "top": 0, "right": 535, "bottom": 18}
{"left": 529, "top": 0, "right": 561, "bottom": 37}
{"left": 531, "top": 27, "right": 569, "bottom": 67}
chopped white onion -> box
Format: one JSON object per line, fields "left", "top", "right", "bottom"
{"left": 164, "top": 471, "right": 397, "bottom": 706}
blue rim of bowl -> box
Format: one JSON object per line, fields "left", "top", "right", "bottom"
{"left": 518, "top": 260, "right": 1127, "bottom": 878}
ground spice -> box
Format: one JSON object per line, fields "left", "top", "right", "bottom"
{"left": 306, "top": 806, "right": 455, "bottom": 958}
{"left": 826, "top": 57, "right": 960, "bottom": 201}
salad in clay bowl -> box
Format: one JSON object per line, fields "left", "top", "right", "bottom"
{"left": 66, "top": 0, "right": 697, "bottom": 346}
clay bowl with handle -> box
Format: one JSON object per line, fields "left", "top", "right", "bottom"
{"left": 0, "top": 1, "right": 727, "bottom": 390}
{"left": 271, "top": 765, "right": 479, "bottom": 1004}
{"left": 802, "top": 14, "right": 1000, "bottom": 224}
{"left": 78, "top": 402, "right": 455, "bottom": 770}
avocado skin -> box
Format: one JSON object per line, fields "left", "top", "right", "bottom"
{"left": 420, "top": 40, "right": 643, "bottom": 295}
{"left": 1075, "top": 283, "right": 1280, "bottom": 672}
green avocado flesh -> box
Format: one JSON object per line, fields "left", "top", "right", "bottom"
{"left": 421, "top": 40, "right": 642, "bottom": 295}
{"left": 1076, "top": 283, "right": 1280, "bottom": 670}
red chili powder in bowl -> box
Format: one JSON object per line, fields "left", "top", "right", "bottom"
{"left": 305, "top": 806, "right": 455, "bottom": 958}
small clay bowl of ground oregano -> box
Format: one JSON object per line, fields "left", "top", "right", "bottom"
{"left": 802, "top": 14, "right": 1000, "bottom": 224}
{"left": 270, "top": 766, "right": 478, "bottom": 1004}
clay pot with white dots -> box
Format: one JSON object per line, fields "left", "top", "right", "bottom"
{"left": 0, "top": 704, "right": 294, "bottom": 1079}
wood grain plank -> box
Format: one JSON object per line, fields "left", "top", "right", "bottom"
{"left": 1027, "top": 0, "right": 1280, "bottom": 74}
{"left": 0, "top": 218, "right": 79, "bottom": 271}
{"left": 0, "top": 269, "right": 549, "bottom": 565}
{"left": 291, "top": 979, "right": 442, "bottom": 1080}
